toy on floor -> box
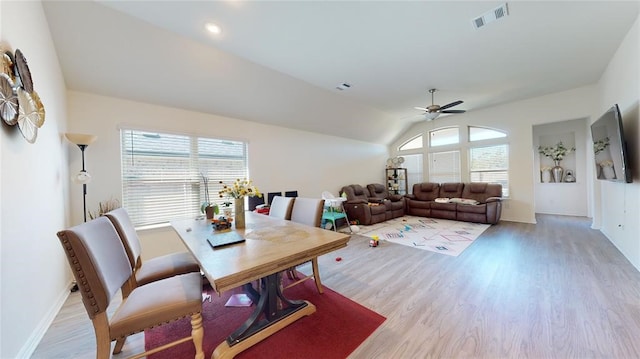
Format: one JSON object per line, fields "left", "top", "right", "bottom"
{"left": 369, "top": 235, "right": 380, "bottom": 247}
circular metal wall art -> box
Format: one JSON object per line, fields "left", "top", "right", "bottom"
{"left": 14, "top": 49, "right": 33, "bottom": 94}
{"left": 0, "top": 74, "right": 18, "bottom": 125}
{"left": 1, "top": 47, "right": 45, "bottom": 143}
{"left": 17, "top": 88, "right": 38, "bottom": 143}
{"left": 31, "top": 90, "right": 45, "bottom": 127}
{"left": 2, "top": 52, "right": 15, "bottom": 81}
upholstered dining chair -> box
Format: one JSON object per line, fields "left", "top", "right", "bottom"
{"left": 56, "top": 217, "right": 204, "bottom": 359}
{"left": 105, "top": 208, "right": 201, "bottom": 297}
{"left": 268, "top": 195, "right": 295, "bottom": 220}
{"left": 286, "top": 197, "right": 326, "bottom": 293}
{"left": 267, "top": 191, "right": 282, "bottom": 206}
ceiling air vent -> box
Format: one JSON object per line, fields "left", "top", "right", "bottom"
{"left": 472, "top": 3, "right": 509, "bottom": 30}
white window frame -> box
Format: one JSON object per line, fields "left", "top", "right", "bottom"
{"left": 120, "top": 128, "right": 249, "bottom": 228}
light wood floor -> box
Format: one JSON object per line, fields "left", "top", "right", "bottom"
{"left": 32, "top": 214, "right": 640, "bottom": 358}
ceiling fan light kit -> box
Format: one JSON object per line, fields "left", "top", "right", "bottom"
{"left": 414, "top": 88, "right": 466, "bottom": 121}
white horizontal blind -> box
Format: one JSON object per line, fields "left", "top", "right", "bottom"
{"left": 469, "top": 144, "right": 509, "bottom": 196}
{"left": 120, "top": 129, "right": 248, "bottom": 227}
{"left": 402, "top": 153, "right": 424, "bottom": 190}
{"left": 428, "top": 150, "right": 460, "bottom": 183}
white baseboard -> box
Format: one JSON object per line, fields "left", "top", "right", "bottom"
{"left": 15, "top": 282, "right": 73, "bottom": 358}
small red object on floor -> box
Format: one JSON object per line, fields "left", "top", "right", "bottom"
{"left": 336, "top": 257, "right": 342, "bottom": 261}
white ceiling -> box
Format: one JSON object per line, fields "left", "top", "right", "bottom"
{"left": 42, "top": 1, "right": 639, "bottom": 144}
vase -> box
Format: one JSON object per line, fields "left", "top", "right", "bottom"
{"left": 602, "top": 165, "right": 616, "bottom": 180}
{"left": 552, "top": 160, "right": 563, "bottom": 183}
{"left": 541, "top": 169, "right": 551, "bottom": 183}
{"left": 234, "top": 198, "right": 245, "bottom": 229}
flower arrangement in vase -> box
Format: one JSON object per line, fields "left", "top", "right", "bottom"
{"left": 538, "top": 141, "right": 575, "bottom": 182}
{"left": 218, "top": 178, "right": 262, "bottom": 229}
{"left": 538, "top": 141, "right": 575, "bottom": 164}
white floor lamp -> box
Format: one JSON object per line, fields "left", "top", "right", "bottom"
{"left": 65, "top": 133, "right": 97, "bottom": 222}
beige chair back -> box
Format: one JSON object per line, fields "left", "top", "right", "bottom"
{"left": 290, "top": 197, "right": 325, "bottom": 227}
{"left": 58, "top": 217, "right": 132, "bottom": 317}
{"left": 105, "top": 208, "right": 142, "bottom": 270}
{"left": 106, "top": 207, "right": 200, "bottom": 297}
{"left": 269, "top": 195, "right": 295, "bottom": 220}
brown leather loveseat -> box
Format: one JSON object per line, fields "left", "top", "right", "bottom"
{"left": 405, "top": 182, "right": 503, "bottom": 224}
{"left": 340, "top": 184, "right": 405, "bottom": 225}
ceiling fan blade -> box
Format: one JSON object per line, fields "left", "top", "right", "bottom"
{"left": 413, "top": 106, "right": 429, "bottom": 111}
{"left": 439, "top": 100, "right": 463, "bottom": 110}
{"left": 440, "top": 109, "right": 466, "bottom": 114}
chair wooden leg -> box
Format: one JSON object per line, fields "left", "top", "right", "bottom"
{"left": 92, "top": 313, "right": 111, "bottom": 359}
{"left": 191, "top": 313, "right": 205, "bottom": 359}
{"left": 112, "top": 336, "right": 126, "bottom": 354}
{"left": 311, "top": 258, "right": 324, "bottom": 294}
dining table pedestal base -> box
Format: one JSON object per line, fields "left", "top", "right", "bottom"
{"left": 212, "top": 272, "right": 317, "bottom": 359}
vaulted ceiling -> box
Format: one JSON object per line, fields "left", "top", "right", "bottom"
{"left": 42, "top": 1, "right": 639, "bottom": 144}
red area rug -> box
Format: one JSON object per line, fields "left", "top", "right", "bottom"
{"left": 145, "top": 276, "right": 385, "bottom": 359}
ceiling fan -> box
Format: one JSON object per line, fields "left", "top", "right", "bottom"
{"left": 414, "top": 89, "right": 466, "bottom": 120}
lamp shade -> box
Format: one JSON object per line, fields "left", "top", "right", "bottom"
{"left": 72, "top": 170, "right": 92, "bottom": 184}
{"left": 65, "top": 133, "right": 97, "bottom": 145}
{"left": 425, "top": 112, "right": 440, "bottom": 121}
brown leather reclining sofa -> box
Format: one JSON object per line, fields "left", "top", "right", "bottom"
{"left": 340, "top": 184, "right": 405, "bottom": 225}
{"left": 405, "top": 182, "right": 503, "bottom": 224}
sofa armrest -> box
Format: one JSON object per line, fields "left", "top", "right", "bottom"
{"left": 405, "top": 194, "right": 416, "bottom": 200}
{"left": 346, "top": 199, "right": 367, "bottom": 205}
{"left": 485, "top": 197, "right": 502, "bottom": 203}
{"left": 485, "top": 200, "right": 502, "bottom": 224}
{"left": 388, "top": 194, "right": 404, "bottom": 202}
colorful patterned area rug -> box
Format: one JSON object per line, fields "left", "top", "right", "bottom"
{"left": 358, "top": 216, "right": 490, "bottom": 256}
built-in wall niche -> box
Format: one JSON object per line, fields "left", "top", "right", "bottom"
{"left": 538, "top": 132, "right": 576, "bottom": 183}
{"left": 533, "top": 119, "right": 587, "bottom": 217}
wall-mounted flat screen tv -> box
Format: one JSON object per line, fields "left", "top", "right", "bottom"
{"left": 590, "top": 104, "right": 632, "bottom": 183}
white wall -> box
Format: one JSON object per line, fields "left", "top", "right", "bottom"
{"left": 66, "top": 91, "right": 388, "bottom": 258}
{"left": 593, "top": 16, "right": 639, "bottom": 270}
{"left": 1, "top": 1, "right": 71, "bottom": 358}
{"left": 390, "top": 85, "right": 597, "bottom": 224}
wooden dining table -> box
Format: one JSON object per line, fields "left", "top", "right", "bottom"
{"left": 171, "top": 211, "right": 351, "bottom": 359}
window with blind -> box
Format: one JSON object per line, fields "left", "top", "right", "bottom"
{"left": 402, "top": 153, "right": 424, "bottom": 190}
{"left": 120, "top": 129, "right": 248, "bottom": 227}
{"left": 428, "top": 150, "right": 461, "bottom": 183}
{"left": 469, "top": 144, "right": 509, "bottom": 196}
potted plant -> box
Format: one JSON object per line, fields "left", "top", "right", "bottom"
{"left": 201, "top": 174, "right": 219, "bottom": 219}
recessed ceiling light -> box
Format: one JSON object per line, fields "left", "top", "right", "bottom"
{"left": 205, "top": 22, "right": 222, "bottom": 35}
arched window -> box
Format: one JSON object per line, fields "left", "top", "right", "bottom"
{"left": 399, "top": 134, "right": 423, "bottom": 151}
{"left": 429, "top": 127, "right": 459, "bottom": 147}
{"left": 469, "top": 126, "right": 506, "bottom": 141}
{"left": 394, "top": 125, "right": 509, "bottom": 196}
